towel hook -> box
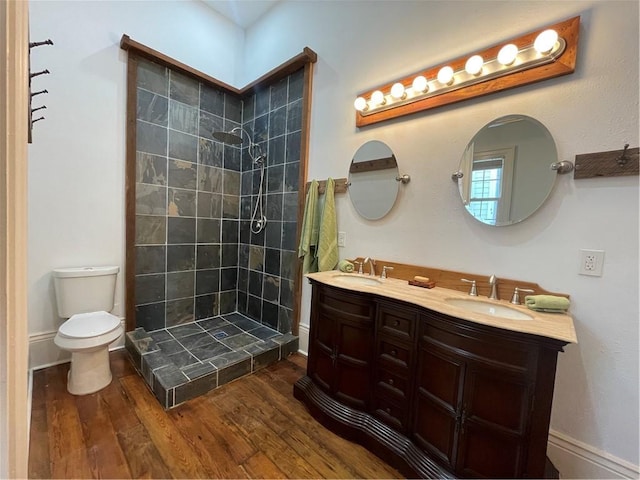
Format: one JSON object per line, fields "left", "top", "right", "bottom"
{"left": 395, "top": 174, "right": 411, "bottom": 184}
{"left": 617, "top": 143, "right": 630, "bottom": 166}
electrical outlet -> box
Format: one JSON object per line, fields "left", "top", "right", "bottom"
{"left": 579, "top": 249, "right": 605, "bottom": 276}
{"left": 338, "top": 231, "right": 346, "bottom": 247}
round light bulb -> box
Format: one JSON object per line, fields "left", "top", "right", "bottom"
{"left": 465, "top": 55, "right": 484, "bottom": 76}
{"left": 497, "top": 44, "right": 518, "bottom": 65}
{"left": 354, "top": 96, "right": 368, "bottom": 112}
{"left": 390, "top": 82, "right": 406, "bottom": 100}
{"left": 412, "top": 75, "right": 428, "bottom": 93}
{"left": 534, "top": 29, "right": 558, "bottom": 54}
{"left": 437, "top": 66, "right": 454, "bottom": 85}
{"left": 371, "top": 90, "right": 385, "bottom": 106}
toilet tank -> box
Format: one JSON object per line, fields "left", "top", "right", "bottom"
{"left": 53, "top": 266, "right": 119, "bottom": 318}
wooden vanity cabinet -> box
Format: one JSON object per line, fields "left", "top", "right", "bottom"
{"left": 306, "top": 284, "right": 375, "bottom": 410}
{"left": 295, "top": 281, "right": 567, "bottom": 479}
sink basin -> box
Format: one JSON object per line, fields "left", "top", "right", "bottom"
{"left": 332, "top": 274, "right": 382, "bottom": 286}
{"left": 444, "top": 298, "right": 533, "bottom": 321}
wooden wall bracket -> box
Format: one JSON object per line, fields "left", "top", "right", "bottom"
{"left": 574, "top": 144, "right": 639, "bottom": 179}
{"left": 305, "top": 177, "right": 349, "bottom": 194}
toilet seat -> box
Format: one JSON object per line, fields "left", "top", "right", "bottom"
{"left": 58, "top": 311, "right": 120, "bottom": 338}
{"left": 55, "top": 311, "right": 123, "bottom": 352}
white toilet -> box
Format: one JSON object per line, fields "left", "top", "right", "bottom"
{"left": 53, "top": 266, "right": 123, "bottom": 395}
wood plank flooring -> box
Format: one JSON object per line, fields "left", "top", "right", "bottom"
{"left": 28, "top": 350, "right": 403, "bottom": 479}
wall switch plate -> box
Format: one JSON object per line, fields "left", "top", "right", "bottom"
{"left": 338, "top": 231, "right": 346, "bottom": 247}
{"left": 578, "top": 249, "right": 605, "bottom": 276}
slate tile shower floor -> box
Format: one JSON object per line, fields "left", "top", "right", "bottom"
{"left": 125, "top": 312, "right": 298, "bottom": 409}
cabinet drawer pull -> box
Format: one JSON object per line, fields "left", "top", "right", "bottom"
{"left": 385, "top": 407, "right": 391, "bottom": 414}
{"left": 388, "top": 378, "right": 394, "bottom": 386}
{"left": 390, "top": 349, "right": 397, "bottom": 356}
{"left": 393, "top": 320, "right": 400, "bottom": 326}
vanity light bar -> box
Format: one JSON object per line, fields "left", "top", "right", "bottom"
{"left": 354, "top": 16, "right": 579, "bottom": 127}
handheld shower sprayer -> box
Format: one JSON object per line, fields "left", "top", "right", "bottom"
{"left": 212, "top": 127, "right": 267, "bottom": 233}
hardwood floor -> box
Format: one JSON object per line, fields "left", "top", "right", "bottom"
{"left": 28, "top": 350, "right": 402, "bottom": 479}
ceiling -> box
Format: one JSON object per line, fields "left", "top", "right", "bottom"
{"left": 201, "top": 0, "right": 280, "bottom": 28}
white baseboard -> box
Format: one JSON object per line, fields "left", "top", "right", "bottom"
{"left": 548, "top": 429, "right": 639, "bottom": 479}
{"left": 29, "top": 319, "right": 126, "bottom": 371}
{"left": 297, "top": 324, "right": 309, "bottom": 356}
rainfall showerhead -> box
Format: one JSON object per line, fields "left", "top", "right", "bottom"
{"left": 211, "top": 130, "right": 243, "bottom": 145}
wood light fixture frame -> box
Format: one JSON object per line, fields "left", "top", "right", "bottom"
{"left": 354, "top": 16, "right": 580, "bottom": 128}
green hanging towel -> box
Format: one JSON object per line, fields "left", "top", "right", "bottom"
{"left": 317, "top": 177, "right": 339, "bottom": 271}
{"left": 298, "top": 179, "right": 319, "bottom": 274}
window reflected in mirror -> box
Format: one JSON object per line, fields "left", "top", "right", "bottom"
{"left": 458, "top": 115, "right": 557, "bottom": 226}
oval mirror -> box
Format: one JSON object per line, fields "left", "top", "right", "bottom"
{"left": 457, "top": 115, "right": 558, "bottom": 226}
{"left": 349, "top": 140, "right": 400, "bottom": 220}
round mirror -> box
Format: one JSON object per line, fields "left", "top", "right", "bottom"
{"left": 349, "top": 140, "right": 400, "bottom": 220}
{"left": 457, "top": 115, "right": 558, "bottom": 226}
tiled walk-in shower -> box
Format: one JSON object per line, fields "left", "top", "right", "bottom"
{"left": 126, "top": 312, "right": 298, "bottom": 409}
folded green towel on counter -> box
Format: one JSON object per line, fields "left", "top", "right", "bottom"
{"left": 337, "top": 260, "right": 354, "bottom": 273}
{"left": 525, "top": 295, "right": 570, "bottom": 313}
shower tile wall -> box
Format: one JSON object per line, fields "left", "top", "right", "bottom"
{"left": 134, "top": 58, "right": 302, "bottom": 334}
{"left": 238, "top": 71, "right": 303, "bottom": 333}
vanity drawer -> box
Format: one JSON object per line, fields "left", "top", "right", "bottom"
{"left": 375, "top": 367, "right": 410, "bottom": 400}
{"left": 377, "top": 337, "right": 412, "bottom": 372}
{"left": 377, "top": 301, "right": 417, "bottom": 341}
{"left": 373, "top": 394, "right": 409, "bottom": 432}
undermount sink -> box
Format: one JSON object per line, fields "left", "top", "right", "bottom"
{"left": 444, "top": 298, "right": 534, "bottom": 321}
{"left": 332, "top": 274, "right": 383, "bottom": 286}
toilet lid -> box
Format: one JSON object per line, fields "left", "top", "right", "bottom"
{"left": 59, "top": 311, "right": 121, "bottom": 338}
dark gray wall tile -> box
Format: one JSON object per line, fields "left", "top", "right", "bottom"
{"left": 280, "top": 250, "right": 297, "bottom": 281}
{"left": 135, "top": 302, "right": 165, "bottom": 331}
{"left": 288, "top": 68, "right": 304, "bottom": 102}
{"left": 225, "top": 94, "right": 242, "bottom": 122}
{"left": 255, "top": 89, "right": 270, "bottom": 117}
{"left": 169, "top": 71, "right": 199, "bottom": 106}
{"left": 242, "top": 95, "right": 255, "bottom": 122}
{"left": 167, "top": 271, "right": 195, "bottom": 300}
{"left": 267, "top": 165, "right": 284, "bottom": 193}
{"left": 137, "top": 152, "right": 167, "bottom": 186}
{"left": 262, "top": 300, "right": 279, "bottom": 329}
{"left": 197, "top": 192, "right": 222, "bottom": 219}
{"left": 136, "top": 246, "right": 166, "bottom": 274}
{"left": 196, "top": 244, "right": 221, "bottom": 269}
{"left": 196, "top": 269, "right": 219, "bottom": 295}
{"left": 168, "top": 188, "right": 196, "bottom": 217}
{"left": 219, "top": 291, "right": 236, "bottom": 314}
{"left": 280, "top": 278, "right": 294, "bottom": 309}
{"left": 263, "top": 275, "right": 280, "bottom": 302}
{"left": 249, "top": 246, "right": 264, "bottom": 271}
{"left": 269, "top": 106, "right": 286, "bottom": 139}
{"left": 197, "top": 218, "right": 220, "bottom": 243}
{"left": 221, "top": 220, "right": 239, "bottom": 244}
{"left": 198, "top": 165, "right": 223, "bottom": 193}
{"left": 224, "top": 146, "right": 241, "bottom": 171}
{"left": 221, "top": 244, "right": 238, "bottom": 267}
{"left": 287, "top": 99, "right": 302, "bottom": 133}
{"left": 222, "top": 195, "right": 239, "bottom": 219}
{"left": 266, "top": 193, "right": 283, "bottom": 221}
{"left": 199, "top": 138, "right": 223, "bottom": 167}
{"left": 168, "top": 160, "right": 197, "bottom": 190}
{"left": 136, "top": 215, "right": 166, "bottom": 245}
{"left": 138, "top": 89, "right": 168, "bottom": 126}
{"left": 166, "top": 297, "right": 195, "bottom": 327}
{"left": 136, "top": 184, "right": 167, "bottom": 215}
{"left": 284, "top": 161, "right": 299, "bottom": 192}
{"left": 200, "top": 85, "right": 224, "bottom": 116}
{"left": 283, "top": 192, "right": 298, "bottom": 220}
{"left": 268, "top": 136, "right": 285, "bottom": 167}
{"left": 223, "top": 170, "right": 240, "bottom": 196}
{"left": 220, "top": 267, "right": 237, "bottom": 291}
{"left": 138, "top": 60, "right": 168, "bottom": 97}
{"left": 169, "top": 130, "right": 198, "bottom": 162}
{"left": 264, "top": 248, "right": 280, "bottom": 276}
{"left": 279, "top": 306, "right": 293, "bottom": 334}
{"left": 168, "top": 217, "right": 196, "bottom": 244}
{"left": 137, "top": 120, "right": 167, "bottom": 156}
{"left": 282, "top": 222, "right": 297, "bottom": 251}
{"left": 195, "top": 293, "right": 218, "bottom": 320}
{"left": 135, "top": 274, "right": 165, "bottom": 305}
{"left": 271, "top": 78, "right": 288, "bottom": 110}
{"left": 200, "top": 110, "right": 224, "bottom": 139}
{"left": 169, "top": 100, "right": 198, "bottom": 135}
{"left": 286, "top": 131, "right": 301, "bottom": 164}
{"left": 167, "top": 244, "right": 195, "bottom": 272}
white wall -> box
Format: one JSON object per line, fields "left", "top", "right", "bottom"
{"left": 25, "top": 0, "right": 639, "bottom": 476}
{"left": 27, "top": 1, "right": 243, "bottom": 360}
{"left": 244, "top": 0, "right": 639, "bottom": 473}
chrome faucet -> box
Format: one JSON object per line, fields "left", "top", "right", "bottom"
{"left": 488, "top": 275, "right": 498, "bottom": 300}
{"left": 362, "top": 257, "right": 376, "bottom": 276}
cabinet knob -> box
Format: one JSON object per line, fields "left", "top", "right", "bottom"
{"left": 393, "top": 320, "right": 400, "bottom": 326}
{"left": 390, "top": 349, "right": 397, "bottom": 356}
{"left": 385, "top": 407, "right": 391, "bottom": 414}
{"left": 388, "top": 378, "right": 394, "bottom": 385}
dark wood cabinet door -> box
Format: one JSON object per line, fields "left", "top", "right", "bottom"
{"left": 413, "top": 341, "right": 465, "bottom": 467}
{"left": 455, "top": 366, "right": 532, "bottom": 478}
{"left": 334, "top": 317, "right": 374, "bottom": 409}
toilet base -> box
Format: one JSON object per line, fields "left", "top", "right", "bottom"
{"left": 67, "top": 347, "right": 113, "bottom": 395}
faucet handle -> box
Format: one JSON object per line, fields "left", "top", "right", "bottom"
{"left": 510, "top": 287, "right": 535, "bottom": 305}
{"left": 354, "top": 261, "right": 363, "bottom": 274}
{"left": 381, "top": 266, "right": 394, "bottom": 278}
{"left": 461, "top": 278, "right": 478, "bottom": 296}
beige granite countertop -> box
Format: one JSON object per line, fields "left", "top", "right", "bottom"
{"left": 307, "top": 271, "right": 577, "bottom": 344}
